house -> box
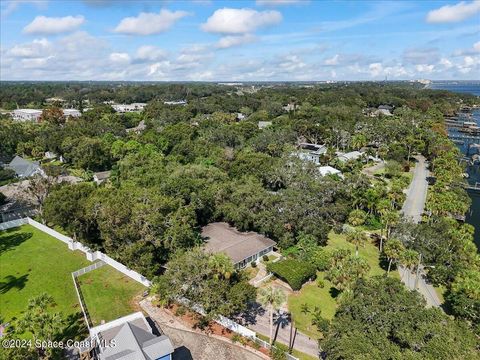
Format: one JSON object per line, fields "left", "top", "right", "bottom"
{"left": 318, "top": 166, "right": 342, "bottom": 177}
{"left": 336, "top": 151, "right": 364, "bottom": 162}
{"left": 126, "top": 120, "right": 147, "bottom": 134}
{"left": 112, "top": 103, "right": 147, "bottom": 113}
{"left": 45, "top": 97, "right": 66, "bottom": 104}
{"left": 283, "top": 103, "right": 299, "bottom": 112}
{"left": 202, "top": 222, "right": 276, "bottom": 269}
{"left": 163, "top": 100, "right": 187, "bottom": 106}
{"left": 236, "top": 113, "right": 245, "bottom": 121}
{"left": 88, "top": 312, "right": 174, "bottom": 360}
{"left": 63, "top": 109, "right": 81, "bottom": 118}
{"left": 258, "top": 121, "right": 272, "bottom": 129}
{"left": 93, "top": 171, "right": 111, "bottom": 185}
{"left": 12, "top": 109, "right": 42, "bottom": 122}
{"left": 7, "top": 156, "right": 44, "bottom": 178}
{"left": 292, "top": 143, "right": 327, "bottom": 165}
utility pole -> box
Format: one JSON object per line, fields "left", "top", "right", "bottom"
{"left": 414, "top": 253, "right": 422, "bottom": 289}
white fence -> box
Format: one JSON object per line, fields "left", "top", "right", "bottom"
{"left": 0, "top": 217, "right": 151, "bottom": 287}
{"left": 72, "top": 261, "right": 106, "bottom": 277}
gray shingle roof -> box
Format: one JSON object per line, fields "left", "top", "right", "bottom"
{"left": 8, "top": 156, "right": 41, "bottom": 178}
{"left": 202, "top": 222, "right": 276, "bottom": 264}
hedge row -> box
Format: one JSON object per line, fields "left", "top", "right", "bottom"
{"left": 267, "top": 259, "right": 316, "bottom": 291}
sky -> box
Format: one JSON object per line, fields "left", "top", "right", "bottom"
{"left": 0, "top": 0, "right": 479, "bottom": 81}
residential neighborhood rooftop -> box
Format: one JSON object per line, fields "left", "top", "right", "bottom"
{"left": 202, "top": 222, "right": 276, "bottom": 265}
{"left": 7, "top": 155, "right": 43, "bottom": 178}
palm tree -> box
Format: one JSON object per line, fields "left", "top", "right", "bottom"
{"left": 400, "top": 249, "right": 419, "bottom": 284}
{"left": 258, "top": 286, "right": 286, "bottom": 345}
{"left": 384, "top": 238, "right": 405, "bottom": 274}
{"left": 346, "top": 229, "right": 368, "bottom": 256}
{"left": 350, "top": 133, "right": 367, "bottom": 150}
{"left": 208, "top": 253, "right": 234, "bottom": 280}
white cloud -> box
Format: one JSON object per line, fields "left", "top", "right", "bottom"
{"left": 368, "top": 63, "right": 383, "bottom": 77}
{"left": 426, "top": 1, "right": 480, "bottom": 23}
{"left": 23, "top": 15, "right": 85, "bottom": 35}
{"left": 440, "top": 58, "right": 453, "bottom": 68}
{"left": 113, "top": 9, "right": 190, "bottom": 35}
{"left": 256, "top": 0, "right": 306, "bottom": 6}
{"left": 216, "top": 34, "right": 256, "bottom": 48}
{"left": 1, "top": 0, "right": 48, "bottom": 17}
{"left": 474, "top": 41, "right": 480, "bottom": 52}
{"left": 415, "top": 64, "right": 435, "bottom": 73}
{"left": 134, "top": 45, "right": 167, "bottom": 62}
{"left": 324, "top": 54, "right": 339, "bottom": 65}
{"left": 109, "top": 52, "right": 130, "bottom": 63}
{"left": 403, "top": 47, "right": 439, "bottom": 64}
{"left": 201, "top": 8, "right": 282, "bottom": 34}
{"left": 9, "top": 38, "right": 51, "bottom": 58}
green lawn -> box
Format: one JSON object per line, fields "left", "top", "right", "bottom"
{"left": 77, "top": 265, "right": 146, "bottom": 326}
{"left": 0, "top": 225, "right": 90, "bottom": 322}
{"left": 288, "top": 231, "right": 397, "bottom": 338}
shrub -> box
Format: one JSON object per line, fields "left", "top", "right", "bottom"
{"left": 231, "top": 334, "right": 241, "bottom": 343}
{"left": 262, "top": 255, "right": 269, "bottom": 262}
{"left": 317, "top": 278, "right": 325, "bottom": 288}
{"left": 251, "top": 261, "right": 257, "bottom": 268}
{"left": 364, "top": 215, "right": 382, "bottom": 230}
{"left": 267, "top": 259, "right": 316, "bottom": 291}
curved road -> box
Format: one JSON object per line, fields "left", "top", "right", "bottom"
{"left": 399, "top": 156, "right": 441, "bottom": 308}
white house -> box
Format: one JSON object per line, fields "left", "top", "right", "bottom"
{"left": 318, "top": 166, "right": 342, "bottom": 177}
{"left": 112, "top": 103, "right": 147, "bottom": 113}
{"left": 292, "top": 143, "right": 328, "bottom": 165}
{"left": 336, "top": 151, "right": 364, "bottom": 162}
{"left": 87, "top": 312, "right": 174, "bottom": 360}
{"left": 163, "top": 100, "right": 187, "bottom": 106}
{"left": 63, "top": 109, "right": 81, "bottom": 118}
{"left": 12, "top": 109, "right": 42, "bottom": 122}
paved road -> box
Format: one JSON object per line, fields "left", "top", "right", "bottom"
{"left": 399, "top": 156, "right": 441, "bottom": 308}
{"left": 401, "top": 155, "right": 429, "bottom": 223}
{"left": 245, "top": 304, "right": 319, "bottom": 358}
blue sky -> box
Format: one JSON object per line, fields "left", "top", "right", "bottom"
{"left": 1, "top": 0, "right": 479, "bottom": 81}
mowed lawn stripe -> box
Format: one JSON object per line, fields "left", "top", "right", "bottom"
{"left": 0, "top": 225, "right": 90, "bottom": 322}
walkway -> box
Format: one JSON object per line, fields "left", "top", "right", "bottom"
{"left": 399, "top": 155, "right": 441, "bottom": 308}
{"left": 140, "top": 299, "right": 267, "bottom": 360}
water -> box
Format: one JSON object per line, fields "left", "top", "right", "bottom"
{"left": 433, "top": 81, "right": 480, "bottom": 249}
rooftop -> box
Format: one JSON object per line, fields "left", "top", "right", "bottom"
{"left": 202, "top": 222, "right": 276, "bottom": 264}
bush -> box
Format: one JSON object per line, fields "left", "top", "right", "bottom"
{"left": 231, "top": 334, "right": 241, "bottom": 343}
{"left": 317, "top": 278, "right": 325, "bottom": 288}
{"left": 267, "top": 259, "right": 316, "bottom": 291}
{"left": 262, "top": 255, "right": 269, "bottom": 262}
{"left": 364, "top": 215, "right": 382, "bottom": 230}
{"left": 251, "top": 261, "right": 257, "bottom": 268}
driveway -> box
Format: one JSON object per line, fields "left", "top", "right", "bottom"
{"left": 399, "top": 156, "right": 441, "bottom": 308}
{"left": 140, "top": 300, "right": 266, "bottom": 360}
{"left": 401, "top": 155, "right": 429, "bottom": 223}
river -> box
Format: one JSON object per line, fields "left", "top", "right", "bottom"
{"left": 430, "top": 81, "right": 480, "bottom": 249}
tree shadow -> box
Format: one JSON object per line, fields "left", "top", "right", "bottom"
{"left": 0, "top": 230, "right": 32, "bottom": 255}
{"left": 0, "top": 274, "right": 28, "bottom": 294}
{"left": 235, "top": 302, "right": 266, "bottom": 326}
{"left": 62, "top": 312, "right": 88, "bottom": 341}
{"left": 329, "top": 287, "right": 341, "bottom": 299}
{"left": 273, "top": 311, "right": 291, "bottom": 343}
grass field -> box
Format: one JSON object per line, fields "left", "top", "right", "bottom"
{"left": 77, "top": 265, "right": 146, "bottom": 326}
{"left": 288, "top": 231, "right": 396, "bottom": 338}
{"left": 0, "top": 225, "right": 90, "bottom": 322}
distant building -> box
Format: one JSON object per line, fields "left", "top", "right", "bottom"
{"left": 63, "top": 109, "right": 81, "bottom": 118}
{"left": 163, "top": 100, "right": 187, "bottom": 106}
{"left": 87, "top": 312, "right": 175, "bottom": 360}
{"left": 93, "top": 171, "right": 111, "bottom": 185}
{"left": 126, "top": 120, "right": 147, "bottom": 134}
{"left": 7, "top": 156, "right": 44, "bottom": 178}
{"left": 318, "top": 166, "right": 342, "bottom": 177}
{"left": 12, "top": 109, "right": 42, "bottom": 122}
{"left": 202, "top": 222, "right": 276, "bottom": 269}
{"left": 283, "top": 103, "right": 299, "bottom": 112}
{"left": 292, "top": 143, "right": 327, "bottom": 165}
{"left": 112, "top": 103, "right": 147, "bottom": 113}
{"left": 236, "top": 113, "right": 245, "bottom": 121}
{"left": 258, "top": 121, "right": 272, "bottom": 129}
{"left": 45, "top": 97, "right": 66, "bottom": 104}
{"left": 336, "top": 151, "right": 364, "bottom": 162}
